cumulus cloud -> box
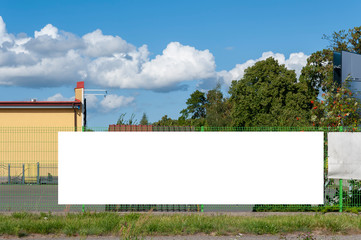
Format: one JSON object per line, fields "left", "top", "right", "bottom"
{"left": 0, "top": 16, "right": 12, "bottom": 46}
{"left": 82, "top": 29, "right": 135, "bottom": 58}
{"left": 0, "top": 16, "right": 309, "bottom": 91}
{"left": 0, "top": 49, "right": 86, "bottom": 87}
{"left": 86, "top": 42, "right": 216, "bottom": 90}
{"left": 46, "top": 92, "right": 133, "bottom": 113}
{"left": 34, "top": 24, "right": 59, "bottom": 39}
{"left": 84, "top": 94, "right": 98, "bottom": 109}
{"left": 99, "top": 94, "right": 134, "bottom": 112}
{"left": 0, "top": 17, "right": 217, "bottom": 90}
{"left": 46, "top": 93, "right": 74, "bottom": 101}
{"left": 140, "top": 42, "right": 215, "bottom": 88}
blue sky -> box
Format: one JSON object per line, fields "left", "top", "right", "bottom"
{"left": 1, "top": 0, "right": 361, "bottom": 126}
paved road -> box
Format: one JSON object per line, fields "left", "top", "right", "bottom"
{"left": 1, "top": 234, "right": 361, "bottom": 240}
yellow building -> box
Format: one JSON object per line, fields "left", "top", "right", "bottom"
{"left": 0, "top": 82, "right": 84, "bottom": 183}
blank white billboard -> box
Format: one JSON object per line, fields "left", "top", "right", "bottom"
{"left": 58, "top": 132, "right": 324, "bottom": 205}
{"left": 328, "top": 132, "right": 361, "bottom": 180}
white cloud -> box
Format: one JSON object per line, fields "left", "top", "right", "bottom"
{"left": 11, "top": 37, "right": 31, "bottom": 54}
{"left": 46, "top": 92, "right": 132, "bottom": 113}
{"left": 46, "top": 93, "right": 74, "bottom": 101}
{"left": 141, "top": 42, "right": 215, "bottom": 88}
{"left": 87, "top": 42, "right": 216, "bottom": 90}
{"left": 0, "top": 16, "right": 309, "bottom": 91}
{"left": 34, "top": 24, "right": 59, "bottom": 39}
{"left": 99, "top": 94, "right": 134, "bottom": 112}
{"left": 82, "top": 29, "right": 135, "bottom": 57}
{"left": 0, "top": 17, "right": 217, "bottom": 90}
{"left": 285, "top": 52, "right": 308, "bottom": 77}
{"left": 0, "top": 16, "right": 12, "bottom": 46}
{"left": 0, "top": 49, "right": 86, "bottom": 87}
{"left": 219, "top": 51, "right": 309, "bottom": 86}
{"left": 84, "top": 94, "right": 98, "bottom": 109}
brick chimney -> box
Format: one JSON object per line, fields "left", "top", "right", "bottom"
{"left": 75, "top": 81, "right": 84, "bottom": 103}
{"left": 74, "top": 81, "right": 84, "bottom": 128}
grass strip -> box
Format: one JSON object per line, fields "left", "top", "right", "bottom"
{"left": 0, "top": 212, "right": 361, "bottom": 238}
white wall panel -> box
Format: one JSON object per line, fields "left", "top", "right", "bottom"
{"left": 328, "top": 132, "right": 361, "bottom": 180}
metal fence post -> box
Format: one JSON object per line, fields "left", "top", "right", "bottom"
{"left": 22, "top": 163, "right": 25, "bottom": 184}
{"left": 37, "top": 162, "right": 40, "bottom": 184}
{"left": 200, "top": 126, "right": 204, "bottom": 213}
{"left": 339, "top": 126, "right": 343, "bottom": 212}
{"left": 8, "top": 164, "right": 10, "bottom": 184}
{"left": 339, "top": 179, "right": 343, "bottom": 212}
{"left": 82, "top": 126, "right": 85, "bottom": 213}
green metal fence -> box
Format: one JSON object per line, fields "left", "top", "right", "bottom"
{"left": 0, "top": 126, "right": 360, "bottom": 213}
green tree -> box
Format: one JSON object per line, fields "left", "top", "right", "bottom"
{"left": 180, "top": 90, "right": 208, "bottom": 119}
{"left": 229, "top": 57, "right": 311, "bottom": 127}
{"left": 152, "top": 115, "right": 178, "bottom": 126}
{"left": 205, "top": 83, "right": 232, "bottom": 127}
{"left": 140, "top": 113, "right": 149, "bottom": 125}
{"left": 310, "top": 77, "right": 361, "bottom": 128}
{"left": 152, "top": 115, "right": 175, "bottom": 126}
{"left": 300, "top": 26, "right": 361, "bottom": 127}
{"left": 299, "top": 49, "right": 334, "bottom": 98}
{"left": 322, "top": 26, "right": 361, "bottom": 53}
{"left": 300, "top": 26, "right": 361, "bottom": 98}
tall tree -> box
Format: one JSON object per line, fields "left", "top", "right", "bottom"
{"left": 229, "top": 57, "right": 311, "bottom": 127}
{"left": 299, "top": 49, "right": 334, "bottom": 98}
{"left": 180, "top": 90, "right": 208, "bottom": 119}
{"left": 140, "top": 113, "right": 149, "bottom": 125}
{"left": 205, "top": 83, "right": 232, "bottom": 127}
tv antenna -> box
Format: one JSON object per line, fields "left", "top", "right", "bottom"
{"left": 84, "top": 89, "right": 108, "bottom": 98}
{"left": 82, "top": 89, "right": 108, "bottom": 127}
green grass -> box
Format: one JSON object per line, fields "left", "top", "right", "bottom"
{"left": 0, "top": 212, "right": 361, "bottom": 237}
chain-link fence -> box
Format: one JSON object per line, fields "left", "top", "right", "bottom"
{"left": 0, "top": 126, "right": 360, "bottom": 212}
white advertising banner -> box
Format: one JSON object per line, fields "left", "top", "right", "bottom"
{"left": 58, "top": 132, "right": 324, "bottom": 205}
{"left": 328, "top": 132, "right": 361, "bottom": 180}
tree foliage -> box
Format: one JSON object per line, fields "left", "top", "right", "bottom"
{"left": 180, "top": 90, "right": 207, "bottom": 119}
{"left": 152, "top": 115, "right": 205, "bottom": 127}
{"left": 311, "top": 78, "right": 361, "bottom": 128}
{"left": 205, "top": 83, "right": 232, "bottom": 127}
{"left": 299, "top": 49, "right": 334, "bottom": 97}
{"left": 229, "top": 57, "right": 311, "bottom": 127}
{"left": 300, "top": 26, "right": 361, "bottom": 98}
{"left": 323, "top": 26, "right": 361, "bottom": 53}
{"left": 152, "top": 115, "right": 178, "bottom": 126}
{"left": 300, "top": 26, "right": 361, "bottom": 127}
{"left": 140, "top": 113, "right": 149, "bottom": 125}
